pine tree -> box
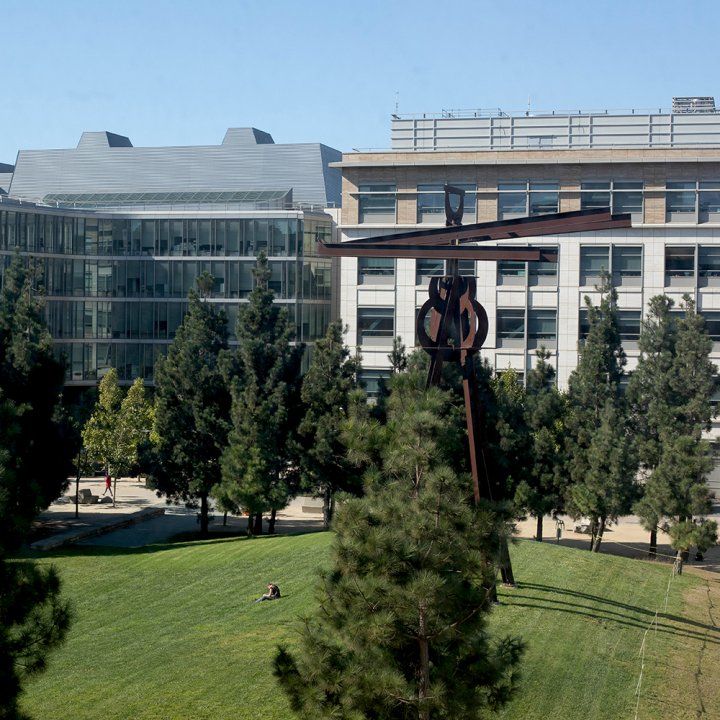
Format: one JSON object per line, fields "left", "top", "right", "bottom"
{"left": 565, "top": 278, "right": 636, "bottom": 550}
{"left": 0, "top": 256, "right": 72, "bottom": 718}
{"left": 387, "top": 335, "right": 407, "bottom": 373}
{"left": 274, "top": 370, "right": 523, "bottom": 720}
{"left": 514, "top": 349, "right": 567, "bottom": 542}
{"left": 568, "top": 399, "right": 637, "bottom": 551}
{"left": 628, "top": 295, "right": 716, "bottom": 555}
{"left": 298, "top": 319, "right": 361, "bottom": 529}
{"left": 151, "top": 287, "right": 230, "bottom": 537}
{"left": 217, "top": 253, "right": 303, "bottom": 535}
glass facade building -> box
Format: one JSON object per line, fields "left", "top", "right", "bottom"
{"left": 0, "top": 200, "right": 332, "bottom": 384}
{"left": 0, "top": 126, "right": 340, "bottom": 385}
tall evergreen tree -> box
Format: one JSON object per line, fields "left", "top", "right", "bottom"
{"left": 0, "top": 256, "right": 72, "bottom": 718}
{"left": 565, "top": 278, "right": 636, "bottom": 550}
{"left": 217, "top": 253, "right": 303, "bottom": 535}
{"left": 297, "top": 319, "right": 361, "bottom": 529}
{"left": 151, "top": 286, "right": 230, "bottom": 536}
{"left": 514, "top": 349, "right": 567, "bottom": 542}
{"left": 387, "top": 335, "right": 407, "bottom": 373}
{"left": 629, "top": 295, "right": 716, "bottom": 555}
{"left": 274, "top": 370, "right": 523, "bottom": 720}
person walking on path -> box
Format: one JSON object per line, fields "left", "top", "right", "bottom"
{"left": 102, "top": 473, "right": 113, "bottom": 498}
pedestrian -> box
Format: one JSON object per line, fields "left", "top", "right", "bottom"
{"left": 102, "top": 473, "right": 113, "bottom": 497}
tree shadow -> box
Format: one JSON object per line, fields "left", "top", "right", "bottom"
{"left": 23, "top": 527, "right": 330, "bottom": 560}
{"left": 500, "top": 596, "right": 720, "bottom": 647}
{"left": 503, "top": 581, "right": 720, "bottom": 639}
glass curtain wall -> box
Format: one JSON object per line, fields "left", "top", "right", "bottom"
{"left": 0, "top": 208, "right": 332, "bottom": 383}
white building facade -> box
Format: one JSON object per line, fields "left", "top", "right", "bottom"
{"left": 334, "top": 106, "right": 720, "bottom": 412}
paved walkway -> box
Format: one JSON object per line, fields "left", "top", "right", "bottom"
{"left": 34, "top": 478, "right": 324, "bottom": 549}
{"left": 34, "top": 478, "right": 720, "bottom": 573}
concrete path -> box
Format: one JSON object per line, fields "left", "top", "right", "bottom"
{"left": 34, "top": 477, "right": 324, "bottom": 549}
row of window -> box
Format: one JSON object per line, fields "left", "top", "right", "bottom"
{"left": 0, "top": 255, "right": 332, "bottom": 302}
{"left": 356, "top": 181, "right": 720, "bottom": 224}
{"left": 355, "top": 306, "right": 720, "bottom": 348}
{"left": 354, "top": 245, "right": 720, "bottom": 290}
{"left": 0, "top": 212, "right": 331, "bottom": 257}
{"left": 45, "top": 299, "right": 332, "bottom": 345}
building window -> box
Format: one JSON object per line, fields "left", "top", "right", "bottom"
{"left": 527, "top": 309, "right": 557, "bottom": 347}
{"left": 417, "top": 184, "right": 477, "bottom": 224}
{"left": 416, "top": 259, "right": 445, "bottom": 285}
{"left": 415, "top": 259, "right": 474, "bottom": 284}
{"left": 458, "top": 259, "right": 475, "bottom": 276}
{"left": 580, "top": 246, "right": 610, "bottom": 286}
{"left": 666, "top": 182, "right": 697, "bottom": 221}
{"left": 529, "top": 246, "right": 558, "bottom": 286}
{"left": 699, "top": 182, "right": 720, "bottom": 222}
{"left": 699, "top": 246, "right": 720, "bottom": 286}
{"left": 358, "top": 257, "right": 395, "bottom": 285}
{"left": 581, "top": 182, "right": 611, "bottom": 211}
{"left": 359, "top": 369, "right": 391, "bottom": 400}
{"left": 618, "top": 310, "right": 641, "bottom": 343}
{"left": 702, "top": 312, "right": 720, "bottom": 342}
{"left": 498, "top": 182, "right": 527, "bottom": 219}
{"left": 665, "top": 246, "right": 695, "bottom": 284}
{"left": 497, "top": 260, "right": 526, "bottom": 285}
{"left": 612, "top": 181, "right": 643, "bottom": 218}
{"left": 612, "top": 246, "right": 642, "bottom": 286}
{"left": 579, "top": 308, "right": 590, "bottom": 342}
{"left": 357, "top": 307, "right": 394, "bottom": 345}
{"left": 497, "top": 181, "right": 558, "bottom": 219}
{"left": 529, "top": 182, "right": 559, "bottom": 216}
{"left": 496, "top": 309, "right": 525, "bottom": 347}
{"left": 358, "top": 184, "right": 396, "bottom": 224}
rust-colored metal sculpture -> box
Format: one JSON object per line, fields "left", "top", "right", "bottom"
{"left": 319, "top": 190, "right": 631, "bottom": 583}
{"left": 320, "top": 190, "right": 630, "bottom": 500}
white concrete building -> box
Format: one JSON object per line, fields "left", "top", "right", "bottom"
{"left": 333, "top": 102, "right": 720, "bottom": 423}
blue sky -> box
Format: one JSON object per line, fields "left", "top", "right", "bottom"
{"left": 1, "top": 0, "right": 719, "bottom": 162}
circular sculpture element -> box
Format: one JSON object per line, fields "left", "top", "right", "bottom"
{"left": 416, "top": 275, "right": 488, "bottom": 363}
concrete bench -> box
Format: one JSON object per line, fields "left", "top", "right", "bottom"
{"left": 301, "top": 505, "right": 324, "bottom": 515}
{"left": 78, "top": 488, "right": 99, "bottom": 505}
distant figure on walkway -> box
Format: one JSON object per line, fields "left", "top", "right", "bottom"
{"left": 254, "top": 583, "right": 281, "bottom": 603}
{"left": 102, "top": 474, "right": 113, "bottom": 497}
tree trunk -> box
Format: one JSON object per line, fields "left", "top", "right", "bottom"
{"left": 648, "top": 528, "right": 657, "bottom": 558}
{"left": 417, "top": 606, "right": 431, "bottom": 720}
{"left": 322, "top": 485, "right": 333, "bottom": 530}
{"left": 499, "top": 537, "right": 516, "bottom": 587}
{"left": 199, "top": 493, "right": 209, "bottom": 537}
{"left": 112, "top": 476, "right": 117, "bottom": 508}
{"left": 591, "top": 517, "right": 606, "bottom": 552}
{"left": 253, "top": 512, "right": 263, "bottom": 536}
{"left": 223, "top": 511, "right": 228, "bottom": 526}
{"left": 75, "top": 468, "right": 80, "bottom": 519}
{"left": 675, "top": 550, "right": 684, "bottom": 575}
{"left": 268, "top": 508, "right": 277, "bottom": 535}
{"left": 535, "top": 514, "right": 543, "bottom": 542}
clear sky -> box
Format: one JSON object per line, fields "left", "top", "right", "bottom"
{"left": 2, "top": 0, "right": 720, "bottom": 163}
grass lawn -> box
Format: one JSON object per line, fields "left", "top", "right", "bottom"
{"left": 18, "top": 533, "right": 720, "bottom": 720}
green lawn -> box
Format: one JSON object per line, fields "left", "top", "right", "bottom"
{"left": 19, "top": 533, "right": 717, "bottom": 720}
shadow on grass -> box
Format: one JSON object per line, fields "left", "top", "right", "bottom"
{"left": 22, "top": 527, "right": 330, "bottom": 561}
{"left": 501, "top": 596, "right": 720, "bottom": 647}
{"left": 501, "top": 582, "right": 720, "bottom": 645}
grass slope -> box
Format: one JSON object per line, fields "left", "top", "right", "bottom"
{"left": 19, "top": 534, "right": 716, "bottom": 720}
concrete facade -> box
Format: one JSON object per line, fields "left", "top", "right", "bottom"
{"left": 334, "top": 110, "right": 720, "bottom": 413}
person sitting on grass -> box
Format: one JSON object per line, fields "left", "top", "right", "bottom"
{"left": 254, "top": 583, "right": 281, "bottom": 603}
